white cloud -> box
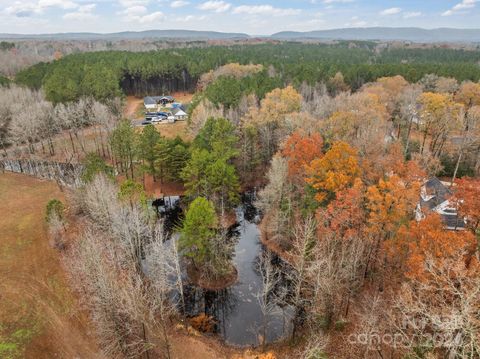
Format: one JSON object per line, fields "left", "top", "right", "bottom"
{"left": 380, "top": 7, "right": 401, "bottom": 16}
{"left": 232, "top": 5, "right": 301, "bottom": 17}
{"left": 4, "top": 2, "right": 43, "bottom": 17}
{"left": 4, "top": 0, "right": 80, "bottom": 17}
{"left": 118, "top": 0, "right": 149, "bottom": 7}
{"left": 171, "top": 0, "right": 189, "bottom": 8}
{"left": 39, "top": 0, "right": 78, "bottom": 9}
{"left": 442, "top": 0, "right": 477, "bottom": 16}
{"left": 197, "top": 1, "right": 231, "bottom": 13}
{"left": 117, "top": 0, "right": 162, "bottom": 22}
{"left": 323, "top": 0, "right": 354, "bottom": 3}
{"left": 138, "top": 11, "right": 164, "bottom": 22}
{"left": 63, "top": 3, "right": 96, "bottom": 20}
{"left": 123, "top": 9, "right": 164, "bottom": 23}
{"left": 403, "top": 11, "right": 421, "bottom": 19}
{"left": 118, "top": 5, "right": 147, "bottom": 16}
{"left": 453, "top": 0, "right": 477, "bottom": 10}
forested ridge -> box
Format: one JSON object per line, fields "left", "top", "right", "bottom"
{"left": 14, "top": 42, "right": 480, "bottom": 103}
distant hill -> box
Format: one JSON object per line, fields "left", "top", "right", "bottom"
{"left": 0, "top": 29, "right": 250, "bottom": 40}
{"left": 2, "top": 28, "right": 480, "bottom": 43}
{"left": 271, "top": 27, "right": 480, "bottom": 43}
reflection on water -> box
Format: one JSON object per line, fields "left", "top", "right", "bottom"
{"left": 181, "top": 193, "right": 294, "bottom": 347}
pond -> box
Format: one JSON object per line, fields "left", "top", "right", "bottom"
{"left": 168, "top": 194, "right": 294, "bottom": 347}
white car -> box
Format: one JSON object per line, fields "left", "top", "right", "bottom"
{"left": 151, "top": 116, "right": 166, "bottom": 123}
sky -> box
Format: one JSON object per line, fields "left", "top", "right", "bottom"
{"left": 1, "top": 0, "right": 479, "bottom": 35}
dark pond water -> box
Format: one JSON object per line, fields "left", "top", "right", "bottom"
{"left": 180, "top": 195, "right": 294, "bottom": 347}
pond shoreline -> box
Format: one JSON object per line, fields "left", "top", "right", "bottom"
{"left": 258, "top": 214, "right": 294, "bottom": 265}
{"left": 186, "top": 264, "right": 239, "bottom": 291}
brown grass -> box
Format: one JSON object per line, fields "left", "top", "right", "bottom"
{"left": 0, "top": 172, "right": 102, "bottom": 359}
{"left": 152, "top": 121, "right": 192, "bottom": 141}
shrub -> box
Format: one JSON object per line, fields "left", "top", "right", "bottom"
{"left": 45, "top": 199, "right": 64, "bottom": 222}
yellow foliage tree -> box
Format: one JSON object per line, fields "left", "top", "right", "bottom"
{"left": 256, "top": 85, "right": 302, "bottom": 124}
{"left": 419, "top": 92, "right": 462, "bottom": 156}
{"left": 455, "top": 81, "right": 480, "bottom": 107}
{"left": 306, "top": 141, "right": 361, "bottom": 203}
{"left": 197, "top": 63, "right": 264, "bottom": 90}
{"left": 243, "top": 86, "right": 303, "bottom": 163}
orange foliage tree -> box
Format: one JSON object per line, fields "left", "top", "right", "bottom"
{"left": 366, "top": 174, "right": 420, "bottom": 239}
{"left": 306, "top": 141, "right": 361, "bottom": 203}
{"left": 452, "top": 177, "right": 480, "bottom": 233}
{"left": 281, "top": 131, "right": 323, "bottom": 182}
{"left": 391, "top": 215, "right": 477, "bottom": 280}
{"left": 361, "top": 142, "right": 425, "bottom": 185}
{"left": 317, "top": 178, "right": 367, "bottom": 240}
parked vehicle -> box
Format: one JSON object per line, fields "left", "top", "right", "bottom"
{"left": 151, "top": 116, "right": 166, "bottom": 123}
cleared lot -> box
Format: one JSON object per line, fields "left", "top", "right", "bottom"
{"left": 0, "top": 173, "right": 101, "bottom": 359}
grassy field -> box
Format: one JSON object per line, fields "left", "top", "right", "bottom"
{"left": 0, "top": 172, "right": 101, "bottom": 359}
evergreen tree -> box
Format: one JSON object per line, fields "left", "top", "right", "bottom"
{"left": 81, "top": 152, "right": 114, "bottom": 183}
{"left": 179, "top": 197, "right": 218, "bottom": 267}
{"left": 182, "top": 118, "right": 240, "bottom": 212}
{"left": 110, "top": 120, "right": 137, "bottom": 179}
{"left": 137, "top": 124, "right": 161, "bottom": 180}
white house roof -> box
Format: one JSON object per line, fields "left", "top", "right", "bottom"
{"left": 174, "top": 110, "right": 187, "bottom": 116}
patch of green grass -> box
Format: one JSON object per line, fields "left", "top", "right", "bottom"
{"left": 0, "top": 326, "right": 36, "bottom": 359}
{"left": 0, "top": 341, "right": 19, "bottom": 359}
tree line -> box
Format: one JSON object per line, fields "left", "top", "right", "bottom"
{"left": 14, "top": 43, "right": 480, "bottom": 103}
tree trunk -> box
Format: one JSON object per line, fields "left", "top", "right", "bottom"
{"left": 452, "top": 124, "right": 470, "bottom": 186}
{"left": 420, "top": 128, "right": 428, "bottom": 155}
{"left": 142, "top": 323, "right": 150, "bottom": 359}
{"left": 129, "top": 152, "right": 134, "bottom": 180}
{"left": 451, "top": 148, "right": 465, "bottom": 187}
{"left": 475, "top": 147, "right": 480, "bottom": 176}
{"left": 404, "top": 115, "right": 414, "bottom": 157}
{"left": 74, "top": 131, "right": 86, "bottom": 153}
{"left": 68, "top": 131, "right": 76, "bottom": 154}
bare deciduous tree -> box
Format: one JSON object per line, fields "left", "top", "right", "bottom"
{"left": 256, "top": 155, "right": 292, "bottom": 248}
{"left": 255, "top": 250, "right": 282, "bottom": 351}
{"left": 392, "top": 254, "right": 480, "bottom": 359}
{"left": 288, "top": 215, "right": 316, "bottom": 340}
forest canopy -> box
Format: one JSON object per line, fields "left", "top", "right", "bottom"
{"left": 15, "top": 43, "right": 480, "bottom": 103}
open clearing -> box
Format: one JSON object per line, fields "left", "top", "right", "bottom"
{"left": 0, "top": 172, "right": 101, "bottom": 359}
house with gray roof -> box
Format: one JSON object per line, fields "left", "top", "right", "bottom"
{"left": 144, "top": 96, "right": 175, "bottom": 111}
{"left": 416, "top": 177, "right": 466, "bottom": 230}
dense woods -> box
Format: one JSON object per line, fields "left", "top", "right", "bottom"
{"left": 13, "top": 43, "right": 480, "bottom": 103}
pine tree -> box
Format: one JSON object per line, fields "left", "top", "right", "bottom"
{"left": 179, "top": 197, "right": 218, "bottom": 267}
{"left": 137, "top": 124, "right": 161, "bottom": 181}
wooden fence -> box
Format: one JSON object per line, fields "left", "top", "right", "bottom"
{"left": 0, "top": 159, "right": 84, "bottom": 188}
